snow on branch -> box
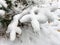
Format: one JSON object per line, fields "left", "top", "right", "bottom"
{"left": 1, "top": 0, "right": 60, "bottom": 44}
{"left": 6, "top": 3, "right": 60, "bottom": 41}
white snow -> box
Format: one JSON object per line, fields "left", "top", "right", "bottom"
{"left": 0, "top": 0, "right": 7, "bottom": 8}
{"left": 0, "top": 10, "right": 5, "bottom": 18}
{"left": 1, "top": 0, "right": 60, "bottom": 45}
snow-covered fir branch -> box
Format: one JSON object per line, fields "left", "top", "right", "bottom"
{"left": 0, "top": 0, "right": 60, "bottom": 45}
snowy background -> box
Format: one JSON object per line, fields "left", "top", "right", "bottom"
{"left": 0, "top": 0, "right": 60, "bottom": 45}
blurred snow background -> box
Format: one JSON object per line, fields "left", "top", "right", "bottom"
{"left": 0, "top": 0, "right": 60, "bottom": 45}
